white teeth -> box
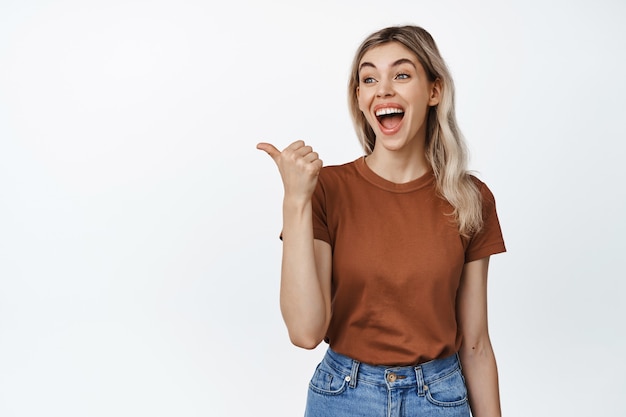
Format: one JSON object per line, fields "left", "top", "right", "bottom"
{"left": 375, "top": 107, "right": 404, "bottom": 117}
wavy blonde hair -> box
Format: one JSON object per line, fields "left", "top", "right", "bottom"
{"left": 348, "top": 25, "right": 483, "bottom": 237}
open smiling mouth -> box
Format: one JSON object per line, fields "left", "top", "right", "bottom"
{"left": 375, "top": 107, "right": 405, "bottom": 130}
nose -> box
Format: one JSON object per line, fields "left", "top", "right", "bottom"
{"left": 376, "top": 78, "right": 394, "bottom": 98}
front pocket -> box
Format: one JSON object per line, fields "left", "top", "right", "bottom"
{"left": 425, "top": 369, "right": 468, "bottom": 407}
{"left": 308, "top": 362, "right": 348, "bottom": 396}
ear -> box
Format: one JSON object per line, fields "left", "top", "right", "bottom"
{"left": 356, "top": 86, "right": 366, "bottom": 112}
{"left": 428, "top": 78, "right": 442, "bottom": 106}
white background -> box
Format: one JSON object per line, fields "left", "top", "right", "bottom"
{"left": 1, "top": 0, "right": 625, "bottom": 416}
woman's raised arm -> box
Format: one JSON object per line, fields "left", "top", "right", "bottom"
{"left": 257, "top": 141, "right": 332, "bottom": 349}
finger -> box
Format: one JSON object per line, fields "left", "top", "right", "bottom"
{"left": 302, "top": 151, "right": 320, "bottom": 163}
{"left": 256, "top": 142, "right": 281, "bottom": 161}
{"left": 284, "top": 140, "right": 305, "bottom": 152}
{"left": 312, "top": 158, "right": 323, "bottom": 175}
{"left": 295, "top": 145, "right": 314, "bottom": 157}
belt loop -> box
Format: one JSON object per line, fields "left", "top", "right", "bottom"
{"left": 414, "top": 366, "right": 425, "bottom": 396}
{"left": 348, "top": 359, "right": 360, "bottom": 388}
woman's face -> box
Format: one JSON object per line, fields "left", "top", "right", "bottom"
{"left": 357, "top": 41, "right": 440, "bottom": 154}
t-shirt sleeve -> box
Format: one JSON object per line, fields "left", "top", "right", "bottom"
{"left": 465, "top": 181, "right": 506, "bottom": 263}
{"left": 311, "top": 174, "right": 332, "bottom": 245}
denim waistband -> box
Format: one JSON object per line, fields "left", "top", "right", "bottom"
{"left": 322, "top": 348, "right": 462, "bottom": 392}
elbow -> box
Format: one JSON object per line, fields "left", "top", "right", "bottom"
{"left": 291, "top": 339, "right": 320, "bottom": 350}
{"left": 283, "top": 311, "right": 330, "bottom": 350}
{"left": 287, "top": 327, "right": 325, "bottom": 350}
{"left": 289, "top": 333, "right": 323, "bottom": 350}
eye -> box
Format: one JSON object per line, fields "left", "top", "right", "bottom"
{"left": 395, "top": 73, "right": 410, "bottom": 80}
{"left": 361, "top": 77, "right": 376, "bottom": 84}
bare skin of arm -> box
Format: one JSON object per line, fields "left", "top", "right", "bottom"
{"left": 257, "top": 140, "right": 332, "bottom": 349}
{"left": 456, "top": 257, "right": 502, "bottom": 417}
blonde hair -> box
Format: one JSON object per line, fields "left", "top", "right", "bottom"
{"left": 348, "top": 25, "right": 483, "bottom": 236}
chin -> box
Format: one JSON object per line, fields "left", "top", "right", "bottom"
{"left": 376, "top": 134, "right": 408, "bottom": 151}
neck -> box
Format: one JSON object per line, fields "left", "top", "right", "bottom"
{"left": 365, "top": 144, "right": 430, "bottom": 183}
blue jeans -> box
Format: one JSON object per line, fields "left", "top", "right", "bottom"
{"left": 305, "top": 348, "right": 470, "bottom": 417}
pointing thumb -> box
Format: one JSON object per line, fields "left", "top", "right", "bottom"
{"left": 256, "top": 142, "right": 281, "bottom": 161}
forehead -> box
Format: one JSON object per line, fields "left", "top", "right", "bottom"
{"left": 359, "top": 41, "right": 418, "bottom": 66}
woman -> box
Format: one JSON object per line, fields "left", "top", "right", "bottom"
{"left": 257, "top": 25, "right": 506, "bottom": 417}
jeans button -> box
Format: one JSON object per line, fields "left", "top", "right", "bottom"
{"left": 387, "top": 372, "right": 397, "bottom": 382}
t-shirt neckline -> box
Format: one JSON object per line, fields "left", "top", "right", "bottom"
{"left": 354, "top": 156, "right": 434, "bottom": 193}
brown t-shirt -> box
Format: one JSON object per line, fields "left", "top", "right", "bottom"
{"left": 312, "top": 157, "right": 506, "bottom": 366}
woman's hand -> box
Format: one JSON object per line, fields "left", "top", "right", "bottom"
{"left": 257, "top": 140, "right": 323, "bottom": 204}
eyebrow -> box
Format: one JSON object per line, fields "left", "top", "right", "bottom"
{"left": 359, "top": 58, "right": 417, "bottom": 71}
